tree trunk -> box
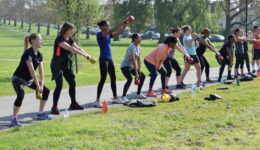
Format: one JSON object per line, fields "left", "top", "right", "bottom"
{"left": 158, "top": 33, "right": 165, "bottom": 43}
{"left": 28, "top": 21, "right": 31, "bottom": 33}
{"left": 86, "top": 27, "right": 90, "bottom": 40}
{"left": 8, "top": 19, "right": 11, "bottom": 25}
{"left": 14, "top": 20, "right": 17, "bottom": 27}
{"left": 37, "top": 23, "right": 40, "bottom": 33}
{"left": 57, "top": 24, "right": 60, "bottom": 35}
{"left": 47, "top": 23, "right": 50, "bottom": 35}
{"left": 21, "top": 20, "right": 24, "bottom": 29}
{"left": 114, "top": 36, "right": 120, "bottom": 41}
{"left": 3, "top": 18, "right": 6, "bottom": 24}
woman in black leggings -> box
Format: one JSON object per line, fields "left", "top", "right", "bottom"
{"left": 95, "top": 20, "right": 128, "bottom": 107}
{"left": 121, "top": 34, "right": 146, "bottom": 101}
{"left": 196, "top": 28, "right": 221, "bottom": 82}
{"left": 11, "top": 33, "right": 52, "bottom": 126}
{"left": 233, "top": 28, "right": 256, "bottom": 77}
{"left": 164, "top": 28, "right": 190, "bottom": 89}
{"left": 51, "top": 22, "right": 94, "bottom": 114}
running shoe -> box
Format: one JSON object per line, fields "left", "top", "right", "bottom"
{"left": 10, "top": 117, "right": 22, "bottom": 127}
{"left": 121, "top": 96, "right": 129, "bottom": 103}
{"left": 94, "top": 101, "right": 102, "bottom": 108}
{"left": 69, "top": 102, "right": 84, "bottom": 110}
{"left": 135, "top": 93, "right": 147, "bottom": 99}
{"left": 147, "top": 91, "right": 157, "bottom": 97}
{"left": 112, "top": 97, "right": 125, "bottom": 104}
{"left": 37, "top": 113, "right": 53, "bottom": 120}
{"left": 51, "top": 106, "right": 60, "bottom": 115}
{"left": 176, "top": 84, "right": 186, "bottom": 89}
{"left": 161, "top": 89, "right": 172, "bottom": 94}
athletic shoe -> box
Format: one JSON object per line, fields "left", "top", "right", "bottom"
{"left": 37, "top": 113, "right": 53, "bottom": 120}
{"left": 147, "top": 91, "right": 157, "bottom": 97}
{"left": 161, "top": 89, "right": 172, "bottom": 94}
{"left": 112, "top": 97, "right": 125, "bottom": 104}
{"left": 176, "top": 84, "right": 186, "bottom": 89}
{"left": 121, "top": 96, "right": 129, "bottom": 103}
{"left": 94, "top": 101, "right": 102, "bottom": 108}
{"left": 181, "top": 82, "right": 186, "bottom": 87}
{"left": 51, "top": 106, "right": 60, "bottom": 115}
{"left": 252, "top": 69, "right": 256, "bottom": 73}
{"left": 206, "top": 79, "right": 214, "bottom": 83}
{"left": 10, "top": 117, "right": 22, "bottom": 127}
{"left": 227, "top": 76, "right": 234, "bottom": 80}
{"left": 135, "top": 93, "right": 147, "bottom": 99}
{"left": 69, "top": 102, "right": 84, "bottom": 110}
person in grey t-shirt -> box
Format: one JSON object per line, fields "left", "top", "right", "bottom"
{"left": 120, "top": 34, "right": 146, "bottom": 101}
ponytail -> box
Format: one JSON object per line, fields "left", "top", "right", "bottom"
{"left": 24, "top": 36, "right": 30, "bottom": 51}
{"left": 24, "top": 33, "right": 40, "bottom": 50}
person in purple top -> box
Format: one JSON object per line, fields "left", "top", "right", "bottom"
{"left": 94, "top": 20, "right": 128, "bottom": 108}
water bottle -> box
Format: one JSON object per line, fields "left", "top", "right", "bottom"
{"left": 102, "top": 100, "right": 108, "bottom": 113}
{"left": 199, "top": 83, "right": 203, "bottom": 92}
{"left": 236, "top": 78, "right": 240, "bottom": 86}
{"left": 64, "top": 109, "right": 69, "bottom": 119}
{"left": 191, "top": 83, "right": 196, "bottom": 97}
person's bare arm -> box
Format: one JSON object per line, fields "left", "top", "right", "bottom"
{"left": 38, "top": 62, "right": 44, "bottom": 90}
{"left": 175, "top": 41, "right": 190, "bottom": 57}
{"left": 137, "top": 56, "right": 141, "bottom": 73}
{"left": 112, "top": 23, "right": 128, "bottom": 38}
{"left": 227, "top": 48, "right": 233, "bottom": 66}
{"left": 202, "top": 38, "right": 220, "bottom": 55}
{"left": 102, "top": 20, "right": 125, "bottom": 37}
{"left": 72, "top": 42, "right": 93, "bottom": 58}
{"left": 59, "top": 42, "right": 90, "bottom": 59}
{"left": 130, "top": 55, "right": 138, "bottom": 78}
{"left": 236, "top": 36, "right": 256, "bottom": 43}
{"left": 26, "top": 61, "right": 41, "bottom": 93}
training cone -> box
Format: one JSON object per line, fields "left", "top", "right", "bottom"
{"left": 102, "top": 100, "right": 108, "bottom": 113}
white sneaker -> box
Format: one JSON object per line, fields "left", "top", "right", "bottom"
{"left": 121, "top": 96, "right": 129, "bottom": 103}
{"left": 94, "top": 101, "right": 102, "bottom": 108}
{"left": 112, "top": 97, "right": 125, "bottom": 104}
{"left": 135, "top": 93, "right": 147, "bottom": 99}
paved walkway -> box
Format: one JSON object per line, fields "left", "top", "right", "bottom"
{"left": 0, "top": 67, "right": 227, "bottom": 130}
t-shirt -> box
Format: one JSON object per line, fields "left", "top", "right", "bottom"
{"left": 54, "top": 35, "right": 74, "bottom": 58}
{"left": 219, "top": 41, "right": 234, "bottom": 56}
{"left": 235, "top": 41, "right": 244, "bottom": 54}
{"left": 144, "top": 44, "right": 172, "bottom": 69}
{"left": 13, "top": 48, "right": 42, "bottom": 81}
{"left": 253, "top": 34, "right": 260, "bottom": 50}
{"left": 97, "top": 32, "right": 113, "bottom": 60}
{"left": 121, "top": 43, "right": 141, "bottom": 68}
{"left": 183, "top": 35, "right": 196, "bottom": 55}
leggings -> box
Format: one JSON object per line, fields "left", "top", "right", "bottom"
{"left": 97, "top": 59, "right": 117, "bottom": 99}
{"left": 218, "top": 56, "right": 232, "bottom": 80}
{"left": 53, "top": 67, "right": 76, "bottom": 107}
{"left": 12, "top": 77, "right": 50, "bottom": 107}
{"left": 198, "top": 55, "right": 210, "bottom": 78}
{"left": 144, "top": 60, "right": 166, "bottom": 90}
{"left": 244, "top": 52, "right": 250, "bottom": 72}
{"left": 163, "top": 57, "right": 181, "bottom": 77}
{"left": 121, "top": 67, "right": 145, "bottom": 96}
{"left": 235, "top": 53, "right": 244, "bottom": 69}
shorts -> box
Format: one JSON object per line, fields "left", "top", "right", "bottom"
{"left": 184, "top": 55, "right": 199, "bottom": 65}
{"left": 253, "top": 49, "right": 260, "bottom": 60}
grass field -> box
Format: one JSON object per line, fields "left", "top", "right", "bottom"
{"left": 0, "top": 22, "right": 254, "bottom": 96}
{"left": 0, "top": 78, "right": 259, "bottom": 150}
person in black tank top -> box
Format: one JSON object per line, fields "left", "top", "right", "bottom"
{"left": 217, "top": 34, "right": 236, "bottom": 82}
{"left": 50, "top": 22, "right": 95, "bottom": 115}
{"left": 196, "top": 28, "right": 221, "bottom": 82}
{"left": 10, "top": 33, "right": 52, "bottom": 127}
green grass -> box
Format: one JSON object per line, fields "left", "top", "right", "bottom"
{"left": 0, "top": 22, "right": 254, "bottom": 96}
{"left": 0, "top": 78, "right": 259, "bottom": 149}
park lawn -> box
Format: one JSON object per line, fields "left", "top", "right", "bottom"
{"left": 0, "top": 23, "right": 254, "bottom": 96}
{"left": 0, "top": 78, "right": 259, "bottom": 150}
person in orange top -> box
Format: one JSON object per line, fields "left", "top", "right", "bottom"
{"left": 144, "top": 36, "right": 190, "bottom": 97}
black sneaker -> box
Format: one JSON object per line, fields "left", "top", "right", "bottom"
{"left": 69, "top": 103, "right": 84, "bottom": 110}
{"left": 181, "top": 82, "right": 186, "bottom": 87}
{"left": 252, "top": 70, "right": 256, "bottom": 73}
{"left": 227, "top": 76, "right": 234, "bottom": 80}
{"left": 176, "top": 84, "right": 186, "bottom": 89}
{"left": 51, "top": 106, "right": 60, "bottom": 115}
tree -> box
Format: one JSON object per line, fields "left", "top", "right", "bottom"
{"left": 154, "top": 0, "right": 211, "bottom": 43}
{"left": 112, "top": 0, "right": 153, "bottom": 33}
{"left": 220, "top": 0, "right": 260, "bottom": 39}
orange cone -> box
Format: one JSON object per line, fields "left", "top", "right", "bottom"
{"left": 102, "top": 100, "right": 108, "bottom": 113}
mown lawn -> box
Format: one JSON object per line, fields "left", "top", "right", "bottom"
{"left": 0, "top": 22, "right": 254, "bottom": 96}
{"left": 0, "top": 78, "right": 259, "bottom": 150}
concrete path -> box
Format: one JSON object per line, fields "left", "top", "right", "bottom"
{"left": 0, "top": 67, "right": 227, "bottom": 130}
